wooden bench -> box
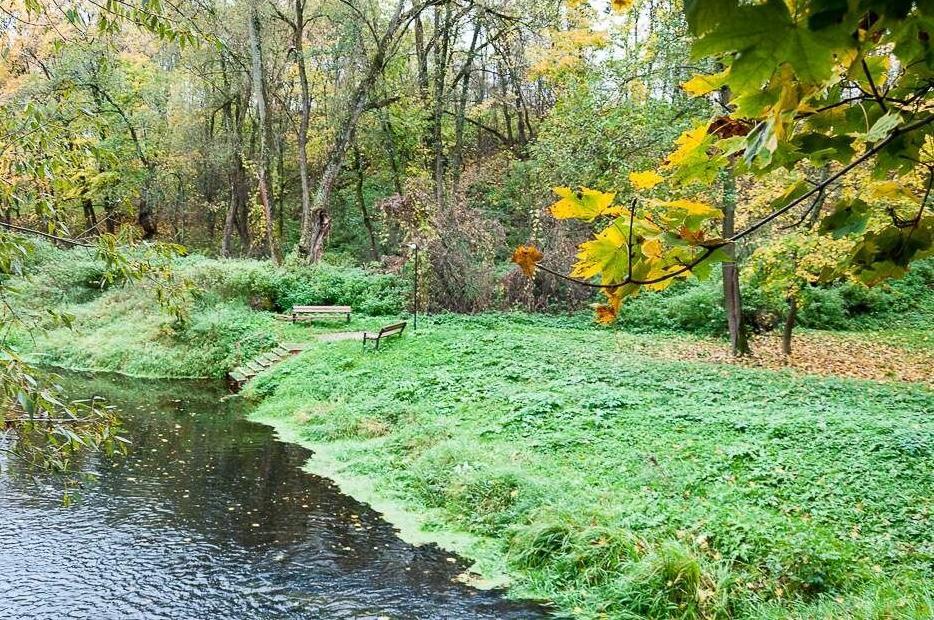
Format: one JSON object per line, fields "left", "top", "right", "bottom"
{"left": 290, "top": 305, "right": 351, "bottom": 323}
{"left": 363, "top": 321, "right": 406, "bottom": 350}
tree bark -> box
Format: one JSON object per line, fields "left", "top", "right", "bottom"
{"left": 293, "top": 0, "right": 314, "bottom": 257}
{"left": 248, "top": 4, "right": 281, "bottom": 264}
{"left": 451, "top": 19, "right": 481, "bottom": 196}
{"left": 220, "top": 54, "right": 250, "bottom": 258}
{"left": 782, "top": 297, "right": 797, "bottom": 356}
{"left": 721, "top": 168, "right": 750, "bottom": 356}
{"left": 430, "top": 2, "right": 452, "bottom": 210}
{"left": 82, "top": 199, "right": 98, "bottom": 233}
{"left": 353, "top": 146, "right": 379, "bottom": 260}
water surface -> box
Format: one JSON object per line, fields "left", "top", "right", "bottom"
{"left": 0, "top": 373, "right": 547, "bottom": 619}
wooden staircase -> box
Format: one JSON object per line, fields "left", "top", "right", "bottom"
{"left": 228, "top": 343, "right": 308, "bottom": 389}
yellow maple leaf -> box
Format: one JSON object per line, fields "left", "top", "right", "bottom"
{"left": 641, "top": 238, "right": 663, "bottom": 259}
{"left": 570, "top": 223, "right": 629, "bottom": 282}
{"left": 629, "top": 170, "right": 664, "bottom": 191}
{"left": 659, "top": 199, "right": 722, "bottom": 218}
{"left": 511, "top": 245, "right": 543, "bottom": 277}
{"left": 610, "top": 0, "right": 633, "bottom": 11}
{"left": 664, "top": 124, "right": 711, "bottom": 169}
{"left": 594, "top": 288, "right": 623, "bottom": 324}
{"left": 682, "top": 69, "right": 729, "bottom": 97}
{"left": 868, "top": 181, "right": 918, "bottom": 203}
{"left": 550, "top": 187, "right": 617, "bottom": 221}
{"left": 594, "top": 303, "right": 617, "bottom": 324}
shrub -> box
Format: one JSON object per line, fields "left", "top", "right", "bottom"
{"left": 178, "top": 255, "right": 406, "bottom": 315}
{"left": 798, "top": 287, "right": 849, "bottom": 330}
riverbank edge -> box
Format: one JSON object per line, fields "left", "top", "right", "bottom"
{"left": 248, "top": 407, "right": 522, "bottom": 593}
{"left": 29, "top": 356, "right": 527, "bottom": 594}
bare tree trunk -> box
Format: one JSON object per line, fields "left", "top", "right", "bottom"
{"left": 414, "top": 15, "right": 429, "bottom": 100}
{"left": 248, "top": 4, "right": 281, "bottom": 264}
{"left": 717, "top": 82, "right": 749, "bottom": 357}
{"left": 452, "top": 19, "right": 481, "bottom": 196}
{"left": 82, "top": 199, "right": 98, "bottom": 233}
{"left": 782, "top": 297, "right": 797, "bottom": 356}
{"left": 431, "top": 2, "right": 452, "bottom": 210}
{"left": 221, "top": 55, "right": 249, "bottom": 258}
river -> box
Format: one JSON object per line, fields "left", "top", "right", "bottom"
{"left": 0, "top": 373, "right": 547, "bottom": 619}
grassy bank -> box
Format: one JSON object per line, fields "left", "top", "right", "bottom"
{"left": 247, "top": 315, "right": 933, "bottom": 619}
{"left": 3, "top": 244, "right": 403, "bottom": 377}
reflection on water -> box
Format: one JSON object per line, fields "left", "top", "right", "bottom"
{"left": 0, "top": 373, "right": 547, "bottom": 620}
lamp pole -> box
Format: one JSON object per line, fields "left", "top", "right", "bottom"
{"left": 409, "top": 243, "right": 418, "bottom": 332}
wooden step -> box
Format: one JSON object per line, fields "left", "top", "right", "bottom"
{"left": 244, "top": 361, "right": 264, "bottom": 373}
{"left": 229, "top": 370, "right": 248, "bottom": 383}
{"left": 253, "top": 357, "right": 272, "bottom": 368}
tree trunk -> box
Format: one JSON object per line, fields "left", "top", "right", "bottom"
{"left": 221, "top": 55, "right": 249, "bottom": 258}
{"left": 451, "top": 19, "right": 481, "bottom": 196}
{"left": 379, "top": 108, "right": 405, "bottom": 196}
{"left": 293, "top": 0, "right": 314, "bottom": 257}
{"left": 353, "top": 146, "right": 379, "bottom": 260}
{"left": 82, "top": 199, "right": 98, "bottom": 233}
{"left": 782, "top": 297, "right": 797, "bottom": 356}
{"left": 713, "top": 74, "right": 749, "bottom": 358}
{"left": 430, "top": 2, "right": 452, "bottom": 210}
{"left": 248, "top": 4, "right": 280, "bottom": 264}
{"left": 721, "top": 168, "right": 750, "bottom": 356}
{"left": 297, "top": 0, "right": 410, "bottom": 264}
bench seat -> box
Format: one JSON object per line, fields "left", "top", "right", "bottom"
{"left": 363, "top": 321, "right": 407, "bottom": 350}
{"left": 290, "top": 305, "right": 352, "bottom": 323}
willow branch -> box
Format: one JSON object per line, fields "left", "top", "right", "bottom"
{"left": 0, "top": 222, "right": 96, "bottom": 248}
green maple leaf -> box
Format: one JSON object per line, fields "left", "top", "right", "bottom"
{"left": 693, "top": 0, "right": 846, "bottom": 90}
{"left": 684, "top": 0, "right": 736, "bottom": 36}
{"left": 571, "top": 219, "right": 631, "bottom": 284}
{"left": 819, "top": 200, "right": 871, "bottom": 239}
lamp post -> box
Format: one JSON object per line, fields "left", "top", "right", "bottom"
{"left": 412, "top": 244, "right": 418, "bottom": 332}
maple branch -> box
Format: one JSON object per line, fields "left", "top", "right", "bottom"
{"left": 530, "top": 113, "right": 934, "bottom": 291}
{"left": 861, "top": 58, "right": 888, "bottom": 113}
{"left": 731, "top": 113, "right": 934, "bottom": 242}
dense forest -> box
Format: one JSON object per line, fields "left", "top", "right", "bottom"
{"left": 1, "top": 1, "right": 933, "bottom": 619}
{"left": 0, "top": 0, "right": 702, "bottom": 307}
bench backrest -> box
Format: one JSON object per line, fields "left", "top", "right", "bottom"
{"left": 379, "top": 321, "right": 407, "bottom": 336}
{"left": 292, "top": 305, "right": 351, "bottom": 313}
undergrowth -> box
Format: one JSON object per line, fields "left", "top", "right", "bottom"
{"left": 2, "top": 243, "right": 404, "bottom": 377}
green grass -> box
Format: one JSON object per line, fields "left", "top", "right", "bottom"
{"left": 248, "top": 315, "right": 934, "bottom": 619}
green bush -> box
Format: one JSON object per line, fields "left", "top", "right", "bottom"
{"left": 179, "top": 255, "right": 406, "bottom": 316}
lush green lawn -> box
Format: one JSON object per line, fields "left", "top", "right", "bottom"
{"left": 249, "top": 314, "right": 933, "bottom": 619}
